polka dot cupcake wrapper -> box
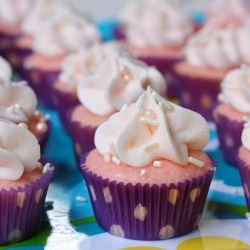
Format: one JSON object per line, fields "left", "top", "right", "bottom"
{"left": 214, "top": 106, "right": 244, "bottom": 166}
{"left": 81, "top": 155, "right": 215, "bottom": 241}
{"left": 20, "top": 65, "right": 60, "bottom": 108}
{"left": 0, "top": 165, "right": 53, "bottom": 245}
{"left": 175, "top": 72, "right": 221, "bottom": 121}
{"left": 237, "top": 156, "right": 250, "bottom": 211}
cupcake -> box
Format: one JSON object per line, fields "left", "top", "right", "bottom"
{"left": 0, "top": 78, "right": 51, "bottom": 152}
{"left": 174, "top": 22, "right": 250, "bottom": 120}
{"left": 81, "top": 88, "right": 215, "bottom": 240}
{"left": 68, "top": 55, "right": 166, "bottom": 162}
{"left": 237, "top": 122, "right": 250, "bottom": 211}
{"left": 118, "top": 0, "right": 194, "bottom": 99}
{"left": 0, "top": 0, "right": 32, "bottom": 58}
{"left": 214, "top": 66, "right": 250, "bottom": 166}
{"left": 20, "top": 3, "right": 100, "bottom": 107}
{"left": 0, "top": 121, "right": 54, "bottom": 245}
{"left": 52, "top": 42, "right": 130, "bottom": 127}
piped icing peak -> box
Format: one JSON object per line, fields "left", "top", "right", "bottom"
{"left": 122, "top": 0, "right": 193, "bottom": 47}
{"left": 77, "top": 56, "right": 166, "bottom": 116}
{"left": 0, "top": 56, "right": 12, "bottom": 80}
{"left": 0, "top": 79, "right": 37, "bottom": 123}
{"left": 0, "top": 121, "right": 40, "bottom": 181}
{"left": 218, "top": 65, "right": 250, "bottom": 113}
{"left": 95, "top": 88, "right": 210, "bottom": 167}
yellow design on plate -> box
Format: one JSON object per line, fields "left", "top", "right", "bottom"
{"left": 120, "top": 247, "right": 166, "bottom": 250}
{"left": 177, "top": 236, "right": 250, "bottom": 250}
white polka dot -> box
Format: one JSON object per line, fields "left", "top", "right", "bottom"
{"left": 75, "top": 143, "right": 82, "bottom": 157}
{"left": 134, "top": 203, "right": 148, "bottom": 221}
{"left": 110, "top": 224, "right": 125, "bottom": 238}
{"left": 17, "top": 192, "right": 26, "bottom": 208}
{"left": 190, "top": 188, "right": 201, "bottom": 202}
{"left": 89, "top": 185, "right": 96, "bottom": 201}
{"left": 244, "top": 183, "right": 250, "bottom": 198}
{"left": 182, "top": 92, "right": 191, "bottom": 106}
{"left": 201, "top": 94, "right": 212, "bottom": 110}
{"left": 168, "top": 189, "right": 180, "bottom": 205}
{"left": 8, "top": 229, "right": 22, "bottom": 243}
{"left": 225, "top": 134, "right": 234, "bottom": 148}
{"left": 159, "top": 225, "right": 175, "bottom": 240}
{"left": 35, "top": 189, "right": 43, "bottom": 203}
{"left": 103, "top": 187, "right": 112, "bottom": 203}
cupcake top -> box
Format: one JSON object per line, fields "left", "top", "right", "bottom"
{"left": 95, "top": 88, "right": 209, "bottom": 167}
{"left": 31, "top": 3, "right": 100, "bottom": 57}
{"left": 0, "top": 56, "right": 12, "bottom": 80}
{"left": 121, "top": 0, "right": 193, "bottom": 48}
{"left": 0, "top": 121, "right": 40, "bottom": 181}
{"left": 185, "top": 23, "right": 250, "bottom": 69}
{"left": 218, "top": 65, "right": 250, "bottom": 113}
{"left": 0, "top": 79, "right": 38, "bottom": 123}
{"left": 77, "top": 56, "right": 166, "bottom": 116}
{"left": 0, "top": 0, "right": 32, "bottom": 24}
{"left": 59, "top": 42, "right": 130, "bottom": 86}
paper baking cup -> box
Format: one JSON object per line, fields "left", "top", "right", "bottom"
{"left": 81, "top": 155, "right": 215, "bottom": 240}
{"left": 0, "top": 166, "right": 53, "bottom": 245}
{"left": 214, "top": 107, "right": 244, "bottom": 166}
{"left": 20, "top": 67, "right": 60, "bottom": 108}
{"left": 175, "top": 73, "right": 221, "bottom": 121}
{"left": 237, "top": 156, "right": 250, "bottom": 211}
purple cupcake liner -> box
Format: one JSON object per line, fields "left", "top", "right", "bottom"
{"left": 81, "top": 154, "right": 215, "bottom": 240}
{"left": 237, "top": 155, "right": 250, "bottom": 211}
{"left": 0, "top": 165, "right": 54, "bottom": 245}
{"left": 175, "top": 72, "right": 221, "bottom": 121}
{"left": 213, "top": 105, "right": 244, "bottom": 166}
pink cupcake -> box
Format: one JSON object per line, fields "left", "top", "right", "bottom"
{"left": 0, "top": 121, "right": 54, "bottom": 245}
{"left": 118, "top": 0, "right": 194, "bottom": 99}
{"left": 68, "top": 55, "right": 166, "bottom": 162}
{"left": 52, "top": 42, "right": 130, "bottom": 127}
{"left": 20, "top": 3, "right": 100, "bottom": 107}
{"left": 81, "top": 88, "right": 215, "bottom": 240}
{"left": 0, "top": 77, "right": 51, "bottom": 152}
{"left": 174, "top": 21, "right": 250, "bottom": 120}
{"left": 214, "top": 66, "right": 250, "bottom": 166}
{"left": 237, "top": 123, "right": 250, "bottom": 211}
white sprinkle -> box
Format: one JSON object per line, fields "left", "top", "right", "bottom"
{"left": 143, "top": 142, "right": 159, "bottom": 152}
{"left": 140, "top": 117, "right": 158, "bottom": 127}
{"left": 152, "top": 91, "right": 174, "bottom": 111}
{"left": 153, "top": 160, "right": 162, "bottom": 167}
{"left": 18, "top": 123, "right": 28, "bottom": 129}
{"left": 188, "top": 157, "right": 205, "bottom": 168}
{"left": 140, "top": 169, "right": 147, "bottom": 176}
{"left": 121, "top": 104, "right": 128, "bottom": 112}
{"left": 112, "top": 156, "right": 121, "bottom": 165}
{"left": 76, "top": 196, "right": 87, "bottom": 202}
{"left": 42, "top": 163, "right": 55, "bottom": 174}
{"left": 109, "top": 142, "right": 117, "bottom": 156}
{"left": 104, "top": 153, "right": 111, "bottom": 163}
{"left": 13, "top": 104, "right": 21, "bottom": 109}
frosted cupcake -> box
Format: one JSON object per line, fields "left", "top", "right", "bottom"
{"left": 20, "top": 3, "right": 100, "bottom": 107}
{"left": 214, "top": 66, "right": 250, "bottom": 166}
{"left": 0, "top": 121, "right": 54, "bottom": 245}
{"left": 68, "top": 56, "right": 166, "bottom": 162}
{"left": 81, "top": 88, "right": 215, "bottom": 240}
{"left": 52, "top": 42, "right": 130, "bottom": 127}
{"left": 117, "top": 0, "right": 194, "bottom": 98}
{"left": 174, "top": 22, "right": 250, "bottom": 120}
{"left": 0, "top": 78, "right": 51, "bottom": 152}
{"left": 237, "top": 123, "right": 250, "bottom": 211}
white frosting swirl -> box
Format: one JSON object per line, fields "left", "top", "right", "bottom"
{"left": 77, "top": 56, "right": 166, "bottom": 116}
{"left": 0, "top": 79, "right": 37, "bottom": 123}
{"left": 0, "top": 0, "right": 32, "bottom": 24}
{"left": 59, "top": 42, "right": 130, "bottom": 86}
{"left": 0, "top": 56, "right": 12, "bottom": 80}
{"left": 95, "top": 89, "right": 209, "bottom": 167}
{"left": 218, "top": 66, "right": 250, "bottom": 113}
{"left": 185, "top": 23, "right": 250, "bottom": 69}
{"left": 122, "top": 0, "right": 193, "bottom": 47}
{"left": 0, "top": 121, "right": 40, "bottom": 181}
{"left": 32, "top": 3, "right": 100, "bottom": 57}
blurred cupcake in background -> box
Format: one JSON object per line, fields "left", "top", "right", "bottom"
{"left": 0, "top": 0, "right": 32, "bottom": 58}
{"left": 20, "top": 2, "right": 100, "bottom": 107}
{"left": 214, "top": 66, "right": 250, "bottom": 166}
{"left": 81, "top": 88, "right": 215, "bottom": 240}
{"left": 0, "top": 78, "right": 51, "bottom": 152}
{"left": 52, "top": 42, "right": 130, "bottom": 127}
{"left": 0, "top": 121, "right": 54, "bottom": 245}
{"left": 116, "top": 0, "right": 194, "bottom": 99}
{"left": 237, "top": 121, "right": 250, "bottom": 211}
{"left": 68, "top": 55, "right": 166, "bottom": 162}
{"left": 174, "top": 21, "right": 250, "bottom": 120}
